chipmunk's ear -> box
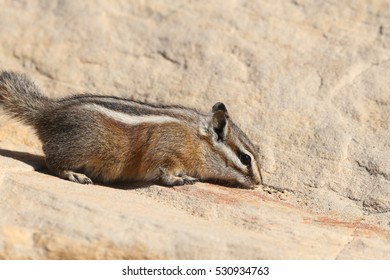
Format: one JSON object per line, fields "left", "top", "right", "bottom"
{"left": 212, "top": 102, "right": 228, "bottom": 113}
{"left": 211, "top": 104, "right": 229, "bottom": 142}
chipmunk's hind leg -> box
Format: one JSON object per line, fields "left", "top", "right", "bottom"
{"left": 57, "top": 170, "right": 93, "bottom": 185}
{"left": 45, "top": 157, "right": 93, "bottom": 185}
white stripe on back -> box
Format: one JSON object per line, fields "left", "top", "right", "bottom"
{"left": 82, "top": 104, "right": 181, "bottom": 126}
{"left": 75, "top": 97, "right": 198, "bottom": 120}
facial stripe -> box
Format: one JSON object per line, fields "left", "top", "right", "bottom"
{"left": 215, "top": 142, "right": 248, "bottom": 173}
{"left": 210, "top": 144, "right": 249, "bottom": 185}
{"left": 236, "top": 142, "right": 261, "bottom": 184}
{"left": 224, "top": 125, "right": 262, "bottom": 185}
{"left": 82, "top": 104, "right": 181, "bottom": 126}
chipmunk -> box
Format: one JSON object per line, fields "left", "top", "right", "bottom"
{"left": 0, "top": 71, "right": 262, "bottom": 188}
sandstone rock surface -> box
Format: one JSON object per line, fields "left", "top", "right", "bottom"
{"left": 0, "top": 0, "right": 389, "bottom": 259}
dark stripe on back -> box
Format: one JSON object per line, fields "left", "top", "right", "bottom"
{"left": 57, "top": 94, "right": 206, "bottom": 121}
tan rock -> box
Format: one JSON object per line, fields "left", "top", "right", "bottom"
{"left": 0, "top": 0, "right": 389, "bottom": 259}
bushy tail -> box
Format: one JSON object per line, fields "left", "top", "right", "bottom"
{"left": 0, "top": 71, "right": 49, "bottom": 126}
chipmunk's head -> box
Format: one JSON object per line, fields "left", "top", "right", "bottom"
{"left": 201, "top": 102, "right": 263, "bottom": 188}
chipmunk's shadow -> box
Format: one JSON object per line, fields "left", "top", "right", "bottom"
{"left": 0, "top": 148, "right": 152, "bottom": 190}
{"left": 98, "top": 180, "right": 154, "bottom": 190}
{"left": 0, "top": 148, "right": 46, "bottom": 170}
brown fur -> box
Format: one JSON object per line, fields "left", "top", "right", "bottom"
{"left": 0, "top": 71, "right": 262, "bottom": 187}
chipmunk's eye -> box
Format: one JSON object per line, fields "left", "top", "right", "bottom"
{"left": 239, "top": 153, "right": 251, "bottom": 166}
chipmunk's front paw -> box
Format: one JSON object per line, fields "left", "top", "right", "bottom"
{"left": 181, "top": 175, "right": 200, "bottom": 185}
{"left": 160, "top": 171, "right": 199, "bottom": 187}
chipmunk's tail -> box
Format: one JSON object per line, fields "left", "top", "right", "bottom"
{"left": 0, "top": 71, "right": 50, "bottom": 126}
